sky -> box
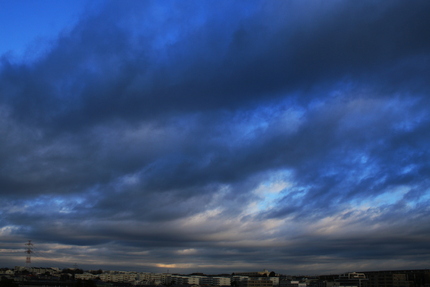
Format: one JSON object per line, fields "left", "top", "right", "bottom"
{"left": 1, "top": 0, "right": 430, "bottom": 275}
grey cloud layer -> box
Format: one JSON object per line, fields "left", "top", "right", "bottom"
{"left": 1, "top": 0, "right": 430, "bottom": 274}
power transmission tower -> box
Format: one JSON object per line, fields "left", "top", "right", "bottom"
{"left": 25, "top": 240, "right": 33, "bottom": 268}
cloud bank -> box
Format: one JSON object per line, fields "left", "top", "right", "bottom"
{"left": 1, "top": 0, "right": 430, "bottom": 274}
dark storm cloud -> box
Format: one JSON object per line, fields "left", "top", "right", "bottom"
{"left": 1, "top": 0, "right": 430, "bottom": 274}
{"left": 2, "top": 1, "right": 430, "bottom": 129}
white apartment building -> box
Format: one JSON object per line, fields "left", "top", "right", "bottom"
{"left": 81, "top": 271, "right": 231, "bottom": 286}
{"left": 171, "top": 275, "right": 190, "bottom": 285}
{"left": 267, "top": 277, "right": 279, "bottom": 286}
{"left": 187, "top": 277, "right": 200, "bottom": 285}
{"left": 234, "top": 276, "right": 278, "bottom": 286}
{"left": 99, "top": 273, "right": 137, "bottom": 282}
{"left": 170, "top": 275, "right": 230, "bottom": 286}
{"left": 135, "top": 272, "right": 171, "bottom": 285}
{"left": 76, "top": 273, "right": 98, "bottom": 280}
{"left": 233, "top": 276, "right": 250, "bottom": 282}
{"left": 213, "top": 276, "right": 231, "bottom": 286}
{"left": 2, "top": 270, "right": 14, "bottom": 275}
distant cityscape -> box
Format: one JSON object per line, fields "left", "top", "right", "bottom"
{"left": 1, "top": 266, "right": 429, "bottom": 287}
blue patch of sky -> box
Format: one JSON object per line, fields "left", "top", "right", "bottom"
{"left": 0, "top": 0, "right": 98, "bottom": 63}
{"left": 387, "top": 96, "right": 429, "bottom": 132}
{"left": 11, "top": 195, "right": 86, "bottom": 215}
{"left": 254, "top": 169, "right": 295, "bottom": 212}
{"left": 241, "top": 96, "right": 305, "bottom": 136}
{"left": 374, "top": 186, "right": 409, "bottom": 206}
{"left": 123, "top": 1, "right": 264, "bottom": 65}
{"left": 419, "top": 190, "right": 430, "bottom": 203}
{"left": 351, "top": 183, "right": 430, "bottom": 212}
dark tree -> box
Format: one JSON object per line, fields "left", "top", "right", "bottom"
{"left": 0, "top": 279, "right": 18, "bottom": 287}
{"left": 76, "top": 279, "right": 97, "bottom": 287}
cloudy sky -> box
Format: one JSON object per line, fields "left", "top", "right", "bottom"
{"left": 1, "top": 0, "right": 430, "bottom": 275}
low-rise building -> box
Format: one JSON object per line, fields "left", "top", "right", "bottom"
{"left": 213, "top": 276, "right": 231, "bottom": 286}
{"left": 336, "top": 272, "right": 367, "bottom": 287}
{"left": 76, "top": 273, "right": 98, "bottom": 280}
{"left": 233, "top": 276, "right": 250, "bottom": 283}
{"left": 240, "top": 279, "right": 274, "bottom": 287}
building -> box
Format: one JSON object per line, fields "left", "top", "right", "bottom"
{"left": 76, "top": 273, "right": 98, "bottom": 280}
{"left": 213, "top": 276, "right": 231, "bottom": 286}
{"left": 362, "top": 269, "right": 430, "bottom": 287}
{"left": 233, "top": 276, "right": 250, "bottom": 283}
{"left": 363, "top": 271, "right": 409, "bottom": 287}
{"left": 240, "top": 279, "right": 274, "bottom": 287}
{"left": 336, "top": 272, "right": 367, "bottom": 287}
